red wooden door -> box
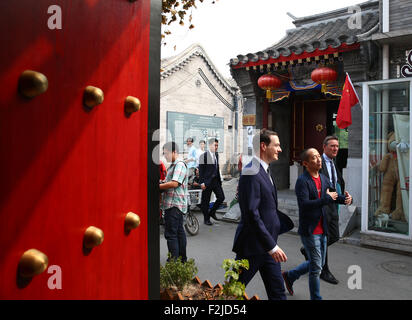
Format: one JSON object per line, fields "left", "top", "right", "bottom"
{"left": 291, "top": 99, "right": 327, "bottom": 162}
{"left": 0, "top": 0, "right": 160, "bottom": 299}
{"left": 304, "top": 100, "right": 327, "bottom": 154}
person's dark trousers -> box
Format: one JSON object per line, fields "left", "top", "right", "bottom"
{"left": 320, "top": 245, "right": 339, "bottom": 284}
{"left": 201, "top": 177, "right": 225, "bottom": 223}
{"left": 322, "top": 250, "right": 331, "bottom": 272}
{"left": 164, "top": 207, "right": 187, "bottom": 262}
{"left": 236, "top": 253, "right": 287, "bottom": 300}
{"left": 321, "top": 215, "right": 340, "bottom": 283}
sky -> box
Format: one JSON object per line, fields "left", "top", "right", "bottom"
{"left": 161, "top": 0, "right": 370, "bottom": 78}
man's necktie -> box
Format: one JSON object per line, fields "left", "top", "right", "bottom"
{"left": 330, "top": 160, "right": 336, "bottom": 189}
{"left": 267, "top": 167, "right": 273, "bottom": 185}
{"left": 267, "top": 167, "right": 278, "bottom": 206}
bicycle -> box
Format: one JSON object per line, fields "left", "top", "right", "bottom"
{"left": 159, "top": 190, "right": 200, "bottom": 236}
{"left": 184, "top": 190, "right": 201, "bottom": 236}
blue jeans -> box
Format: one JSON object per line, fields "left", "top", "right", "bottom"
{"left": 287, "top": 234, "right": 327, "bottom": 300}
{"left": 164, "top": 207, "right": 187, "bottom": 262}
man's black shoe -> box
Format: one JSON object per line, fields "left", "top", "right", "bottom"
{"left": 204, "top": 221, "right": 213, "bottom": 226}
{"left": 320, "top": 269, "right": 339, "bottom": 284}
{"left": 300, "top": 246, "right": 308, "bottom": 261}
{"left": 282, "top": 271, "right": 294, "bottom": 296}
{"left": 209, "top": 212, "right": 220, "bottom": 221}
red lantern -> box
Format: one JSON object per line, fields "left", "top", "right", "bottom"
{"left": 257, "top": 73, "right": 282, "bottom": 99}
{"left": 311, "top": 67, "right": 337, "bottom": 93}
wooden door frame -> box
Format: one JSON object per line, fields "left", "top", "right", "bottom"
{"left": 147, "top": 0, "right": 161, "bottom": 300}
{"left": 290, "top": 95, "right": 340, "bottom": 163}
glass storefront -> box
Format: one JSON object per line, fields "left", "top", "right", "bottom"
{"left": 363, "top": 80, "right": 411, "bottom": 237}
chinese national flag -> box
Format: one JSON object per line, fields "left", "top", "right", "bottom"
{"left": 336, "top": 73, "right": 360, "bottom": 129}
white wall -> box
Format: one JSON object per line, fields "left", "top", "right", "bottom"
{"left": 160, "top": 55, "right": 243, "bottom": 172}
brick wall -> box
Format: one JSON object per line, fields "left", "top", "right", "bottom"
{"left": 389, "top": 0, "right": 412, "bottom": 32}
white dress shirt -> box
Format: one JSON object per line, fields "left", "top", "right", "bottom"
{"left": 209, "top": 150, "right": 217, "bottom": 165}
{"left": 322, "top": 153, "right": 337, "bottom": 187}
{"left": 200, "top": 150, "right": 218, "bottom": 188}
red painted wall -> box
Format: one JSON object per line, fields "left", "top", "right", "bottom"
{"left": 0, "top": 0, "right": 154, "bottom": 299}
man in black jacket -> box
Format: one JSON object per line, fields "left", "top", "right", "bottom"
{"left": 199, "top": 138, "right": 225, "bottom": 225}
{"left": 282, "top": 148, "right": 346, "bottom": 299}
{"left": 233, "top": 129, "right": 294, "bottom": 300}
{"left": 301, "top": 135, "right": 352, "bottom": 284}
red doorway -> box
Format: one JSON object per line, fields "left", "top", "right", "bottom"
{"left": 291, "top": 98, "right": 329, "bottom": 162}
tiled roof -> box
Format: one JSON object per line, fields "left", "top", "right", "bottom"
{"left": 230, "top": 1, "right": 379, "bottom": 68}
{"left": 161, "top": 43, "right": 237, "bottom": 95}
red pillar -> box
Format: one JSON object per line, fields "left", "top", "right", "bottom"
{"left": 263, "top": 98, "right": 269, "bottom": 129}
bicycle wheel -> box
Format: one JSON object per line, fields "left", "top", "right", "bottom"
{"left": 184, "top": 211, "right": 199, "bottom": 236}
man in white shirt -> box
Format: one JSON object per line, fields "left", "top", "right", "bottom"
{"left": 185, "top": 137, "right": 197, "bottom": 178}
{"left": 195, "top": 140, "right": 206, "bottom": 168}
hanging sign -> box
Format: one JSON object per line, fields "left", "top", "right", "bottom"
{"left": 243, "top": 114, "right": 256, "bottom": 126}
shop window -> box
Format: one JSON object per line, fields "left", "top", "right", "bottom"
{"left": 368, "top": 81, "right": 410, "bottom": 235}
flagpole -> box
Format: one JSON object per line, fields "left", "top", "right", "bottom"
{"left": 336, "top": 72, "right": 362, "bottom": 129}
{"left": 346, "top": 72, "right": 362, "bottom": 108}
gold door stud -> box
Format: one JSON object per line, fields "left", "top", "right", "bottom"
{"left": 18, "top": 249, "right": 49, "bottom": 278}
{"left": 18, "top": 70, "right": 48, "bottom": 98}
{"left": 83, "top": 226, "right": 104, "bottom": 249}
{"left": 124, "top": 96, "right": 141, "bottom": 115}
{"left": 83, "top": 86, "right": 104, "bottom": 109}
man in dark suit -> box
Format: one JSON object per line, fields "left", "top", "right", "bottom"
{"left": 232, "top": 129, "right": 294, "bottom": 300}
{"left": 199, "top": 138, "right": 225, "bottom": 225}
{"left": 318, "top": 135, "right": 352, "bottom": 284}
{"left": 282, "top": 148, "right": 348, "bottom": 300}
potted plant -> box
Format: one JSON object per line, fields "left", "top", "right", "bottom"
{"left": 160, "top": 255, "right": 198, "bottom": 299}
{"left": 221, "top": 258, "right": 249, "bottom": 299}
{"left": 160, "top": 256, "right": 259, "bottom": 300}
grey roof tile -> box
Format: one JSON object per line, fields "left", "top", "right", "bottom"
{"left": 231, "top": 2, "right": 379, "bottom": 67}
